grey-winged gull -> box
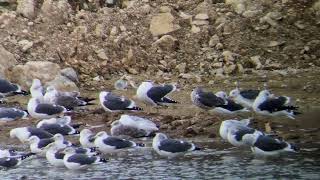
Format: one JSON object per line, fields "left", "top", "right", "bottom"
{"left": 52, "top": 134, "right": 73, "bottom": 149}
{"left": 79, "top": 129, "right": 96, "bottom": 148}
{"left": 227, "top": 126, "right": 263, "bottom": 147}
{"left": 36, "top": 116, "right": 84, "bottom": 129}
{"left": 191, "top": 87, "right": 227, "bottom": 110}
{"left": 94, "top": 131, "right": 143, "bottom": 154}
{"left": 99, "top": 91, "right": 142, "bottom": 112}
{"left": 10, "top": 127, "right": 53, "bottom": 143}
{"left": 243, "top": 133, "right": 299, "bottom": 157}
{"left": 136, "top": 81, "right": 178, "bottom": 106}
{"left": 28, "top": 97, "right": 67, "bottom": 119}
{"left": 38, "top": 123, "right": 79, "bottom": 135}
{"left": 229, "top": 88, "right": 260, "bottom": 109}
{"left": 212, "top": 91, "right": 249, "bottom": 114}
{"left": 30, "top": 79, "right": 45, "bottom": 101}
{"left": 252, "top": 90, "right": 300, "bottom": 119}
{"left": 44, "top": 143, "right": 66, "bottom": 167}
{"left": 111, "top": 114, "right": 159, "bottom": 138}
{"left": 0, "top": 153, "right": 34, "bottom": 168}
{"left": 0, "top": 149, "right": 18, "bottom": 158}
{"left": 219, "top": 119, "right": 251, "bottom": 141}
{"left": 27, "top": 136, "right": 54, "bottom": 155}
{"left": 0, "top": 107, "right": 28, "bottom": 121}
{"left": 44, "top": 86, "right": 95, "bottom": 110}
{"left": 0, "top": 78, "right": 29, "bottom": 97}
{"left": 62, "top": 147, "right": 107, "bottom": 170}
{"left": 152, "top": 133, "right": 200, "bottom": 157}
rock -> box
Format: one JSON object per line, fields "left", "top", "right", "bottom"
{"left": 268, "top": 41, "right": 285, "bottom": 47}
{"left": 191, "top": 20, "right": 209, "bottom": 26}
{"left": 94, "top": 24, "right": 104, "bottom": 38}
{"left": 222, "top": 50, "right": 235, "bottom": 62}
{"left": 225, "top": 0, "right": 246, "bottom": 14}
{"left": 159, "top": 6, "right": 171, "bottom": 13}
{"left": 18, "top": 39, "right": 33, "bottom": 52}
{"left": 313, "top": 0, "right": 320, "bottom": 11}
{"left": 195, "top": 13, "right": 209, "bottom": 20}
{"left": 242, "top": 10, "right": 261, "bottom": 18}
{"left": 250, "top": 56, "right": 263, "bottom": 69}
{"left": 60, "top": 67, "right": 78, "bottom": 83}
{"left": 224, "top": 64, "right": 237, "bottom": 74}
{"left": 0, "top": 45, "right": 17, "bottom": 78}
{"left": 41, "top": 0, "right": 72, "bottom": 25}
{"left": 294, "top": 21, "right": 306, "bottom": 29}
{"left": 95, "top": 49, "right": 108, "bottom": 60}
{"left": 7, "top": 61, "right": 61, "bottom": 89}
{"left": 152, "top": 35, "right": 178, "bottom": 50}
{"left": 209, "top": 35, "right": 220, "bottom": 47}
{"left": 127, "top": 68, "right": 138, "bottom": 75}
{"left": 149, "top": 12, "right": 181, "bottom": 36}
{"left": 260, "top": 12, "right": 282, "bottom": 27}
{"left": 16, "top": 0, "right": 36, "bottom": 19}
{"left": 191, "top": 25, "right": 201, "bottom": 33}
{"left": 45, "top": 74, "right": 78, "bottom": 92}
{"left": 215, "top": 43, "right": 224, "bottom": 50}
{"left": 175, "top": 63, "right": 187, "bottom": 73}
{"left": 110, "top": 26, "right": 118, "bottom": 36}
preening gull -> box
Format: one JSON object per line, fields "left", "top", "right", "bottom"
{"left": 212, "top": 91, "right": 249, "bottom": 114}
{"left": 28, "top": 97, "right": 67, "bottom": 119}
{"left": 243, "top": 133, "right": 299, "bottom": 156}
{"left": 0, "top": 78, "right": 28, "bottom": 97}
{"left": 252, "top": 90, "right": 300, "bottom": 119}
{"left": 62, "top": 147, "right": 107, "bottom": 170}
{"left": 111, "top": 115, "right": 159, "bottom": 138}
{"left": 219, "top": 119, "right": 251, "bottom": 141}
{"left": 38, "top": 123, "right": 79, "bottom": 135}
{"left": 152, "top": 133, "right": 200, "bottom": 157}
{"left": 0, "top": 107, "right": 28, "bottom": 121}
{"left": 79, "top": 129, "right": 96, "bottom": 148}
{"left": 191, "top": 87, "right": 227, "bottom": 110}
{"left": 136, "top": 81, "right": 178, "bottom": 106}
{"left": 10, "top": 127, "right": 53, "bottom": 143}
{"left": 30, "top": 79, "right": 45, "bottom": 101}
{"left": 94, "top": 131, "right": 142, "bottom": 153}
{"left": 99, "top": 91, "right": 142, "bottom": 112}
{"left": 44, "top": 86, "right": 94, "bottom": 110}
{"left": 0, "top": 153, "right": 34, "bottom": 168}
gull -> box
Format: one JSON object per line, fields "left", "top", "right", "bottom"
{"left": 79, "top": 129, "right": 96, "bottom": 148}
{"left": 0, "top": 153, "right": 34, "bottom": 168}
{"left": 219, "top": 119, "right": 251, "bottom": 141}
{"left": 152, "top": 133, "right": 200, "bottom": 157}
{"left": 28, "top": 97, "right": 67, "bottom": 119}
{"left": 10, "top": 127, "right": 53, "bottom": 143}
{"left": 0, "top": 78, "right": 29, "bottom": 97}
{"left": 30, "top": 79, "right": 45, "bottom": 101}
{"left": 212, "top": 91, "right": 250, "bottom": 114}
{"left": 99, "top": 91, "right": 142, "bottom": 112}
{"left": 191, "top": 87, "right": 227, "bottom": 110}
{"left": 0, "top": 107, "right": 28, "bottom": 121}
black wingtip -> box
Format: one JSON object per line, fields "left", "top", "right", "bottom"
{"left": 20, "top": 153, "right": 35, "bottom": 160}
{"left": 128, "top": 107, "right": 143, "bottom": 111}
{"left": 293, "top": 111, "right": 302, "bottom": 115}
{"left": 90, "top": 147, "right": 98, "bottom": 152}
{"left": 78, "top": 97, "right": 96, "bottom": 102}
{"left": 71, "top": 123, "right": 85, "bottom": 129}
{"left": 13, "top": 90, "right": 29, "bottom": 96}
{"left": 194, "top": 146, "right": 202, "bottom": 151}
{"left": 291, "top": 144, "right": 300, "bottom": 152}
{"left": 99, "top": 158, "right": 108, "bottom": 163}
{"left": 136, "top": 142, "right": 145, "bottom": 147}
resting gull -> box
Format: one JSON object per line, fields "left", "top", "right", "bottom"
{"left": 44, "top": 143, "right": 66, "bottom": 167}
{"left": 38, "top": 123, "right": 79, "bottom": 135}
{"left": 28, "top": 97, "right": 67, "bottom": 119}
{"left": 152, "top": 133, "right": 200, "bottom": 157}
{"left": 136, "top": 81, "right": 178, "bottom": 106}
{"left": 212, "top": 91, "right": 249, "bottom": 114}
{"left": 0, "top": 78, "right": 28, "bottom": 97}
{"left": 227, "top": 126, "right": 263, "bottom": 147}
{"left": 79, "top": 129, "right": 96, "bottom": 148}
{"left": 219, "top": 119, "right": 251, "bottom": 141}
{"left": 111, "top": 115, "right": 159, "bottom": 138}
{"left": 10, "top": 127, "right": 53, "bottom": 143}
{"left": 243, "top": 133, "right": 299, "bottom": 157}
{"left": 99, "top": 91, "right": 142, "bottom": 112}
{"left": 191, "top": 87, "right": 227, "bottom": 110}
{"left": 252, "top": 90, "right": 300, "bottom": 119}
{"left": 0, "top": 107, "right": 28, "bottom": 121}
{"left": 94, "top": 131, "right": 143, "bottom": 154}
{"left": 27, "top": 136, "right": 54, "bottom": 155}
{"left": 0, "top": 153, "right": 34, "bottom": 168}
{"left": 62, "top": 147, "right": 107, "bottom": 170}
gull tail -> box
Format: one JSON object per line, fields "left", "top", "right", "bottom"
{"left": 78, "top": 97, "right": 96, "bottom": 102}
{"left": 126, "top": 106, "right": 143, "bottom": 111}
{"left": 136, "top": 142, "right": 145, "bottom": 147}
{"left": 161, "top": 97, "right": 178, "bottom": 104}
{"left": 71, "top": 123, "right": 85, "bottom": 129}
{"left": 194, "top": 146, "right": 202, "bottom": 151}
{"left": 99, "top": 158, "right": 108, "bottom": 163}
{"left": 89, "top": 147, "right": 98, "bottom": 152}
{"left": 20, "top": 153, "right": 36, "bottom": 160}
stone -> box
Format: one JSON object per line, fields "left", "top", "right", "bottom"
{"left": 96, "top": 49, "right": 108, "bottom": 60}
{"left": 209, "top": 35, "right": 220, "bottom": 47}
{"left": 250, "top": 56, "right": 262, "bottom": 69}
{"left": 225, "top": 0, "right": 246, "bottom": 14}
{"left": 60, "top": 67, "right": 78, "bottom": 83}
{"left": 18, "top": 39, "right": 33, "bottom": 52}
{"left": 313, "top": 0, "right": 320, "bottom": 11}
{"left": 152, "top": 35, "right": 178, "bottom": 50}
{"left": 224, "top": 64, "right": 237, "bottom": 74}
{"left": 16, "top": 0, "right": 36, "bottom": 19}
{"left": 294, "top": 21, "right": 306, "bottom": 29}
{"left": 191, "top": 25, "right": 201, "bottom": 33}
{"left": 45, "top": 74, "right": 78, "bottom": 92}
{"left": 149, "top": 12, "right": 181, "bottom": 36}
{"left": 222, "top": 50, "right": 235, "bottom": 62}
{"left": 0, "top": 45, "right": 17, "bottom": 78}
{"left": 110, "top": 26, "right": 118, "bottom": 36}
{"left": 95, "top": 24, "right": 104, "bottom": 38}
{"left": 175, "top": 63, "right": 187, "bottom": 73}
{"left": 242, "top": 10, "right": 261, "bottom": 18}
{"left": 6, "top": 61, "right": 61, "bottom": 89}
{"left": 41, "top": 0, "right": 72, "bottom": 25}
{"left": 191, "top": 20, "right": 209, "bottom": 26}
{"left": 195, "top": 13, "right": 209, "bottom": 20}
{"left": 159, "top": 6, "right": 171, "bottom": 13}
{"left": 127, "top": 68, "right": 138, "bottom": 75}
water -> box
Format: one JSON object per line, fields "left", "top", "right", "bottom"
{"left": 1, "top": 140, "right": 319, "bottom": 180}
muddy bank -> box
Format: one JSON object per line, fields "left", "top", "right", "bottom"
{"left": 1, "top": 68, "right": 320, "bottom": 150}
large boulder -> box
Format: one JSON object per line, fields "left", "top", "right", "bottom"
{"left": 40, "top": 0, "right": 72, "bottom": 25}
{"left": 6, "top": 61, "right": 78, "bottom": 91}
{"left": 0, "top": 45, "right": 17, "bottom": 78}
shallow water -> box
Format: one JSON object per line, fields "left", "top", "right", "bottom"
{"left": 1, "top": 139, "right": 320, "bottom": 180}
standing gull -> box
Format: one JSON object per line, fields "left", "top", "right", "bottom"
{"left": 212, "top": 91, "right": 249, "bottom": 114}
{"left": 111, "top": 115, "right": 159, "bottom": 138}
{"left": 94, "top": 131, "right": 142, "bottom": 154}
{"left": 28, "top": 97, "right": 67, "bottom": 119}
{"left": 136, "top": 81, "right": 178, "bottom": 106}
{"left": 80, "top": 129, "right": 96, "bottom": 148}
{"left": 10, "top": 127, "right": 53, "bottom": 143}
{"left": 0, "top": 108, "right": 28, "bottom": 121}
{"left": 252, "top": 90, "right": 300, "bottom": 119}
{"left": 30, "top": 79, "right": 45, "bottom": 101}
{"left": 243, "top": 133, "right": 298, "bottom": 156}
{"left": 152, "top": 133, "right": 200, "bottom": 157}
{"left": 191, "top": 87, "right": 227, "bottom": 110}
{"left": 62, "top": 147, "right": 107, "bottom": 170}
{"left": 99, "top": 91, "right": 142, "bottom": 112}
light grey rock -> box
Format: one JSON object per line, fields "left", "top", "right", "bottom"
{"left": 60, "top": 67, "right": 79, "bottom": 83}
{"left": 16, "top": 0, "right": 36, "bottom": 19}
{"left": 0, "top": 45, "right": 17, "bottom": 78}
